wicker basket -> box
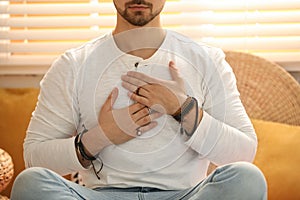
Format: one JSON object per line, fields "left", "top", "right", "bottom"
{"left": 0, "top": 148, "right": 14, "bottom": 193}
{"left": 207, "top": 51, "right": 300, "bottom": 175}
{"left": 224, "top": 51, "right": 300, "bottom": 126}
{"left": 0, "top": 195, "right": 9, "bottom": 200}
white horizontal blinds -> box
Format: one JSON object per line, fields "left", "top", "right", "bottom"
{"left": 0, "top": 0, "right": 111, "bottom": 74}
{"left": 171, "top": 0, "right": 300, "bottom": 72}
{"left": 0, "top": 0, "right": 117, "bottom": 74}
{"left": 0, "top": 0, "right": 300, "bottom": 75}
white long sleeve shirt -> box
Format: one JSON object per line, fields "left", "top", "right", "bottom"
{"left": 24, "top": 30, "right": 257, "bottom": 190}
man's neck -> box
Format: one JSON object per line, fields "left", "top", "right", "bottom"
{"left": 113, "top": 16, "right": 165, "bottom": 59}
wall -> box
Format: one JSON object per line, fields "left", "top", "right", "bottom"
{"left": 291, "top": 72, "right": 300, "bottom": 83}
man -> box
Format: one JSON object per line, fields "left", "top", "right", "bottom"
{"left": 11, "top": 0, "right": 267, "bottom": 199}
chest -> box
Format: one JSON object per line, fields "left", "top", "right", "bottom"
{"left": 76, "top": 54, "right": 204, "bottom": 131}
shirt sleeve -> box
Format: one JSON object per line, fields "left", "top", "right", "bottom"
{"left": 185, "top": 48, "right": 257, "bottom": 166}
{"left": 24, "top": 52, "right": 86, "bottom": 175}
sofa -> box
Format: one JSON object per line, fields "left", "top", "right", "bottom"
{"left": 0, "top": 51, "right": 300, "bottom": 199}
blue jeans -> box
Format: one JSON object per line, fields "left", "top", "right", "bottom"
{"left": 11, "top": 162, "right": 267, "bottom": 200}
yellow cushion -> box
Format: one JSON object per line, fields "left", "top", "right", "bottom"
{"left": 252, "top": 119, "right": 300, "bottom": 200}
{"left": 1, "top": 88, "right": 299, "bottom": 199}
{"left": 0, "top": 88, "right": 39, "bottom": 196}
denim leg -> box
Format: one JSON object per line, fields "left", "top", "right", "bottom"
{"left": 179, "top": 162, "right": 267, "bottom": 200}
{"left": 10, "top": 167, "right": 138, "bottom": 200}
{"left": 11, "top": 163, "right": 267, "bottom": 200}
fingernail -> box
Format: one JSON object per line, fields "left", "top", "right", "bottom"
{"left": 112, "top": 87, "right": 118, "bottom": 95}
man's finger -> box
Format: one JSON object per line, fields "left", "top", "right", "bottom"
{"left": 126, "top": 71, "right": 160, "bottom": 84}
{"left": 128, "top": 102, "right": 145, "bottom": 114}
{"left": 149, "top": 110, "right": 164, "bottom": 120}
{"left": 132, "top": 107, "right": 150, "bottom": 122}
{"left": 121, "top": 81, "right": 137, "bottom": 93}
{"left": 121, "top": 74, "right": 147, "bottom": 88}
{"left": 127, "top": 91, "right": 150, "bottom": 107}
{"left": 135, "top": 110, "right": 163, "bottom": 127}
{"left": 137, "top": 121, "right": 158, "bottom": 136}
{"left": 168, "top": 61, "right": 181, "bottom": 82}
{"left": 102, "top": 87, "right": 118, "bottom": 112}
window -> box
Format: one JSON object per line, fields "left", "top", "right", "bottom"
{"left": 1, "top": 0, "right": 299, "bottom": 75}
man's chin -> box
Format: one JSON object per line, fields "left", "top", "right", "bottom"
{"left": 128, "top": 18, "right": 151, "bottom": 27}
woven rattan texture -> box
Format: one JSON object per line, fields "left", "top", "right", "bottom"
{"left": 224, "top": 51, "right": 300, "bottom": 126}
{"left": 0, "top": 149, "right": 14, "bottom": 193}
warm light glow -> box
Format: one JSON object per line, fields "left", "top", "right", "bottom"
{"left": 0, "top": 0, "right": 299, "bottom": 74}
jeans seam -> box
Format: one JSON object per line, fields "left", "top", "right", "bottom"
{"left": 138, "top": 191, "right": 145, "bottom": 200}
{"left": 69, "top": 186, "right": 87, "bottom": 200}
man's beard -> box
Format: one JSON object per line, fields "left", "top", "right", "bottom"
{"left": 115, "top": 0, "right": 162, "bottom": 26}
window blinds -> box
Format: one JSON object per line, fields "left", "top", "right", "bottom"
{"left": 0, "top": 0, "right": 299, "bottom": 75}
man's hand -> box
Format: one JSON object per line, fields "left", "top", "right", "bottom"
{"left": 121, "top": 61, "right": 187, "bottom": 115}
{"left": 99, "top": 87, "right": 162, "bottom": 144}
